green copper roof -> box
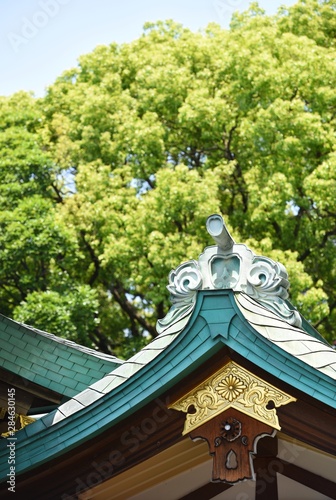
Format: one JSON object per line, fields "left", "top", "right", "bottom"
{"left": 234, "top": 293, "right": 336, "bottom": 378}
{"left": 0, "top": 290, "right": 335, "bottom": 482}
{"left": 0, "top": 313, "right": 123, "bottom": 398}
{"left": 0, "top": 214, "right": 335, "bottom": 484}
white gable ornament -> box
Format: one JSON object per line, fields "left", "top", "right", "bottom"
{"left": 157, "top": 214, "right": 301, "bottom": 335}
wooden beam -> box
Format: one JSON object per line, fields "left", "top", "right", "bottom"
{"left": 277, "top": 400, "right": 336, "bottom": 457}
{"left": 279, "top": 458, "right": 336, "bottom": 499}
{"left": 253, "top": 457, "right": 336, "bottom": 500}
{"left": 255, "top": 461, "right": 278, "bottom": 500}
{"left": 254, "top": 436, "right": 278, "bottom": 500}
{"left": 1, "top": 350, "right": 334, "bottom": 499}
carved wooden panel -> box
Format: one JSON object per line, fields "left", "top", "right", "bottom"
{"left": 189, "top": 408, "right": 275, "bottom": 483}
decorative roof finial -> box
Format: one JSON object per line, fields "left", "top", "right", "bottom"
{"left": 157, "top": 214, "right": 301, "bottom": 335}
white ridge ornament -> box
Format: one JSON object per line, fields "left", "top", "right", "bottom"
{"left": 157, "top": 214, "right": 301, "bottom": 335}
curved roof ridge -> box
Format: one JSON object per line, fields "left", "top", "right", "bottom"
{"left": 234, "top": 292, "right": 336, "bottom": 380}
{"left": 14, "top": 316, "right": 183, "bottom": 434}
{"left": 1, "top": 290, "right": 335, "bottom": 480}
{"left": 0, "top": 312, "right": 123, "bottom": 363}
{"left": 20, "top": 321, "right": 123, "bottom": 363}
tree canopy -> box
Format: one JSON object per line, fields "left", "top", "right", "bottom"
{"left": 1, "top": 0, "right": 336, "bottom": 357}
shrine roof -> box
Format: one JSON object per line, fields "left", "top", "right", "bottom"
{"left": 0, "top": 313, "right": 123, "bottom": 399}
{"left": 0, "top": 215, "right": 335, "bottom": 481}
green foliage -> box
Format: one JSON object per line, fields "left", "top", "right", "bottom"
{"left": 14, "top": 286, "right": 99, "bottom": 346}
{"left": 1, "top": 1, "right": 336, "bottom": 356}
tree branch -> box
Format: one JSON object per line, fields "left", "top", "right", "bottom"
{"left": 110, "top": 281, "right": 157, "bottom": 338}
{"left": 80, "top": 230, "right": 100, "bottom": 286}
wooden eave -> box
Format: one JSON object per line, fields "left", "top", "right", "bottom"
{"left": 1, "top": 347, "right": 335, "bottom": 499}
{"left": 0, "top": 291, "right": 335, "bottom": 498}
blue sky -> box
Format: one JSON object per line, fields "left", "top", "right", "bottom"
{"left": 1, "top": 0, "right": 298, "bottom": 97}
